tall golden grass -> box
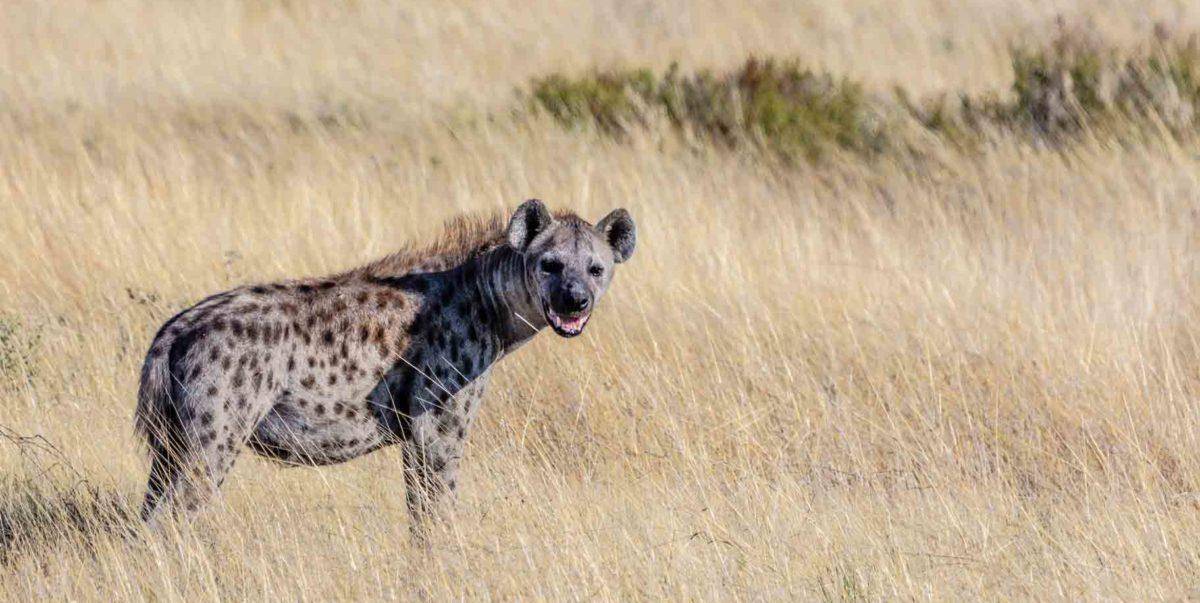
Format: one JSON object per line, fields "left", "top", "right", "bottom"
{"left": 2, "top": 0, "right": 1200, "bottom": 600}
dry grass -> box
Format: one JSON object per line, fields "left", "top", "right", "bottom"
{"left": 3, "top": 0, "right": 1200, "bottom": 600}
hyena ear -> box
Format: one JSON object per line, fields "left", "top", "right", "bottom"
{"left": 507, "top": 199, "right": 554, "bottom": 252}
{"left": 596, "top": 208, "right": 636, "bottom": 263}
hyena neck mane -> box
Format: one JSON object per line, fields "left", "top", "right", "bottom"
{"left": 353, "top": 210, "right": 569, "bottom": 354}
{"left": 395, "top": 244, "right": 548, "bottom": 357}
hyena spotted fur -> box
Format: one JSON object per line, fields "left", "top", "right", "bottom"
{"left": 135, "top": 200, "right": 636, "bottom": 535}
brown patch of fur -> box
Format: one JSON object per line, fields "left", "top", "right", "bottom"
{"left": 348, "top": 209, "right": 580, "bottom": 280}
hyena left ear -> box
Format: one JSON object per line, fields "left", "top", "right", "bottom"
{"left": 507, "top": 199, "right": 554, "bottom": 252}
{"left": 596, "top": 208, "right": 636, "bottom": 263}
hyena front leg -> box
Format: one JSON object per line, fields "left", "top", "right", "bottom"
{"left": 402, "top": 436, "right": 464, "bottom": 544}
{"left": 401, "top": 380, "right": 485, "bottom": 543}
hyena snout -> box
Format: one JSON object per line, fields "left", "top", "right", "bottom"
{"left": 553, "top": 281, "right": 591, "bottom": 314}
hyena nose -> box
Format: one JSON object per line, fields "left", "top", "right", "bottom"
{"left": 563, "top": 288, "right": 590, "bottom": 312}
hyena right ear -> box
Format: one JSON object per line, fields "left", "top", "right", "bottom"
{"left": 507, "top": 199, "right": 553, "bottom": 252}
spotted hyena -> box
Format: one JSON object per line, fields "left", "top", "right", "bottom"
{"left": 135, "top": 199, "right": 636, "bottom": 535}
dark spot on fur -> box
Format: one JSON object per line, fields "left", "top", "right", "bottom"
{"left": 251, "top": 285, "right": 269, "bottom": 294}
{"left": 314, "top": 404, "right": 325, "bottom": 415}
{"left": 355, "top": 291, "right": 370, "bottom": 304}
{"left": 221, "top": 356, "right": 232, "bottom": 370}
{"left": 300, "top": 375, "right": 315, "bottom": 389}
{"left": 429, "top": 455, "right": 447, "bottom": 472}
{"left": 322, "top": 329, "right": 334, "bottom": 346}
{"left": 207, "top": 386, "right": 218, "bottom": 396}
{"left": 230, "top": 320, "right": 244, "bottom": 337}
{"left": 328, "top": 374, "right": 338, "bottom": 386}
{"left": 287, "top": 356, "right": 296, "bottom": 371}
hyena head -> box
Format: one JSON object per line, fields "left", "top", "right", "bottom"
{"left": 506, "top": 199, "right": 637, "bottom": 337}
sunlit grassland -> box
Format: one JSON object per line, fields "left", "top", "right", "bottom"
{"left": 2, "top": 1, "right": 1200, "bottom": 600}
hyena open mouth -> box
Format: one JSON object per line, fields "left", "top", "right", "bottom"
{"left": 543, "top": 302, "right": 590, "bottom": 337}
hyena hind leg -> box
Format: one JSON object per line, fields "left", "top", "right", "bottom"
{"left": 141, "top": 407, "right": 259, "bottom": 527}
{"left": 140, "top": 437, "right": 184, "bottom": 521}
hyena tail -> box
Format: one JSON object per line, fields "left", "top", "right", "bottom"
{"left": 135, "top": 339, "right": 187, "bottom": 520}
{"left": 134, "top": 342, "right": 176, "bottom": 450}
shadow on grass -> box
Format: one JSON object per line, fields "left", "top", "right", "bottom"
{"left": 0, "top": 425, "right": 136, "bottom": 564}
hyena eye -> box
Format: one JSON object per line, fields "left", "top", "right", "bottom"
{"left": 539, "top": 259, "right": 564, "bottom": 274}
{"left": 588, "top": 264, "right": 604, "bottom": 277}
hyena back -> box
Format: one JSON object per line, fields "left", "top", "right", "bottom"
{"left": 135, "top": 200, "right": 636, "bottom": 533}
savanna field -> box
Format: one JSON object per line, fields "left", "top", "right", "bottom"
{"left": 3, "top": 1, "right": 1200, "bottom": 600}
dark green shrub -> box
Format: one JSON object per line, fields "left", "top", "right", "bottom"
{"left": 529, "top": 58, "right": 887, "bottom": 161}
{"left": 0, "top": 315, "right": 40, "bottom": 388}
{"left": 1001, "top": 28, "right": 1199, "bottom": 135}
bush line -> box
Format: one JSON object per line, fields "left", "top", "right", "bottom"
{"left": 525, "top": 28, "right": 1200, "bottom": 162}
